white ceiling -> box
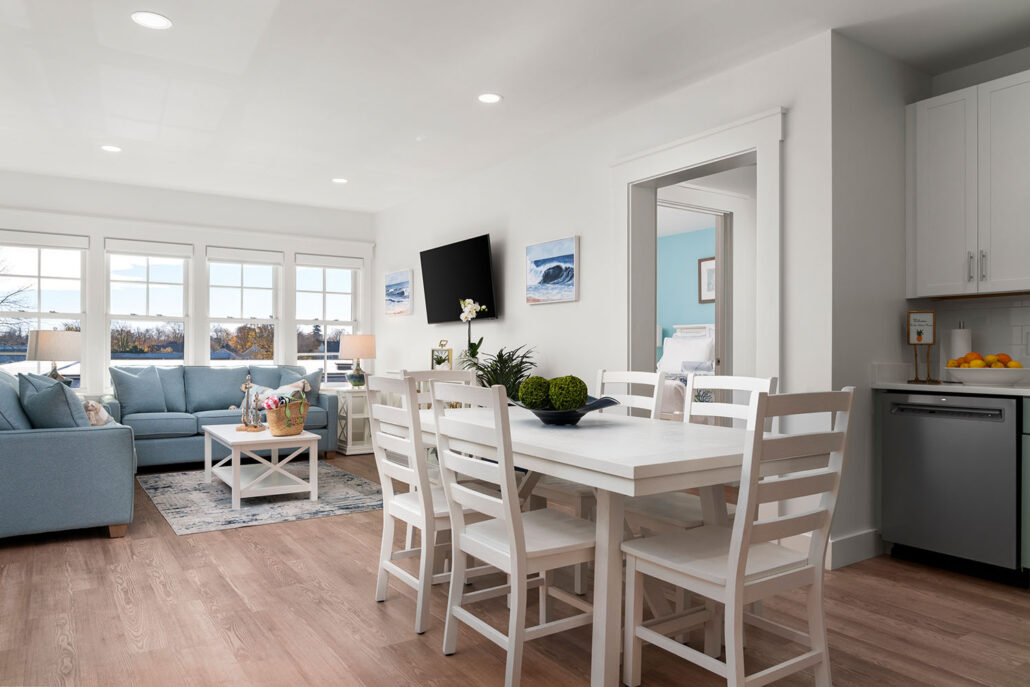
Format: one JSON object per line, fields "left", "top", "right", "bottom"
{"left": 657, "top": 206, "right": 717, "bottom": 237}
{"left": 3, "top": 0, "right": 1030, "bottom": 212}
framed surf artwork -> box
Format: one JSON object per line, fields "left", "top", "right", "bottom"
{"left": 385, "top": 268, "right": 413, "bottom": 315}
{"left": 526, "top": 236, "right": 578, "bottom": 305}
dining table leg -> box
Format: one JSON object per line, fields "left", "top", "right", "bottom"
{"left": 591, "top": 489, "right": 624, "bottom": 687}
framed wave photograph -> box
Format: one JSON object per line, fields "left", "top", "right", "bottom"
{"left": 385, "top": 268, "right": 413, "bottom": 315}
{"left": 526, "top": 236, "right": 578, "bottom": 305}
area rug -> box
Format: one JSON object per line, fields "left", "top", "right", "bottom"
{"left": 137, "top": 462, "right": 382, "bottom": 535}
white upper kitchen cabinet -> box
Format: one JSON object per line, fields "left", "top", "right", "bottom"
{"left": 909, "top": 86, "right": 979, "bottom": 297}
{"left": 978, "top": 70, "right": 1030, "bottom": 294}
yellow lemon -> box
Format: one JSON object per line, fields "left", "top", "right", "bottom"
{"left": 984, "top": 354, "right": 999, "bottom": 365}
{"left": 960, "top": 363, "right": 970, "bottom": 368}
{"left": 991, "top": 362, "right": 1005, "bottom": 368}
{"left": 969, "top": 359, "right": 987, "bottom": 368}
{"left": 1007, "top": 360, "right": 1023, "bottom": 368}
{"left": 946, "top": 359, "right": 960, "bottom": 368}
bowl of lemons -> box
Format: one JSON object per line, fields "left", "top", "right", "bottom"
{"left": 946, "top": 352, "right": 1026, "bottom": 386}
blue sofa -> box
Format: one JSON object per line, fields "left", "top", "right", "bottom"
{"left": 101, "top": 365, "right": 338, "bottom": 467}
{"left": 0, "top": 370, "right": 136, "bottom": 539}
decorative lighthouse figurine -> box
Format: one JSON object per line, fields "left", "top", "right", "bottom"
{"left": 236, "top": 375, "right": 264, "bottom": 432}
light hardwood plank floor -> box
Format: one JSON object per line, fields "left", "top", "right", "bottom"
{"left": 1, "top": 453, "right": 1027, "bottom": 687}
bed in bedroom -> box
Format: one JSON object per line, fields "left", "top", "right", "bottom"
{"left": 656, "top": 323, "right": 715, "bottom": 420}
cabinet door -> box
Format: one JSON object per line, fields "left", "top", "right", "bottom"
{"left": 913, "top": 87, "right": 979, "bottom": 296}
{"left": 978, "top": 71, "right": 1030, "bottom": 293}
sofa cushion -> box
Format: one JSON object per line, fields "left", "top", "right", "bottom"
{"left": 194, "top": 409, "right": 245, "bottom": 429}
{"left": 279, "top": 369, "right": 323, "bottom": 404}
{"left": 110, "top": 366, "right": 167, "bottom": 416}
{"left": 247, "top": 366, "right": 282, "bottom": 388}
{"left": 303, "top": 405, "right": 328, "bottom": 430}
{"left": 156, "top": 367, "right": 187, "bottom": 413}
{"left": 0, "top": 379, "right": 31, "bottom": 430}
{"left": 18, "top": 375, "right": 91, "bottom": 429}
{"left": 183, "top": 367, "right": 248, "bottom": 412}
{"left": 122, "top": 412, "right": 198, "bottom": 438}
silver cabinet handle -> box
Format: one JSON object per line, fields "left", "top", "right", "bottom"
{"left": 981, "top": 249, "right": 987, "bottom": 280}
{"left": 968, "top": 251, "right": 974, "bottom": 281}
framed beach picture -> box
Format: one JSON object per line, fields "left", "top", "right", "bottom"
{"left": 385, "top": 269, "right": 413, "bottom": 315}
{"left": 526, "top": 236, "right": 578, "bottom": 304}
{"left": 698, "top": 257, "right": 715, "bottom": 304}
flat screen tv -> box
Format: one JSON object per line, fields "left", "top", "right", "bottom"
{"left": 420, "top": 234, "right": 498, "bottom": 324}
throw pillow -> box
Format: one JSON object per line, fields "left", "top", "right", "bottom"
{"left": 0, "top": 379, "right": 31, "bottom": 430}
{"left": 250, "top": 379, "right": 311, "bottom": 407}
{"left": 156, "top": 366, "right": 187, "bottom": 413}
{"left": 83, "top": 400, "right": 113, "bottom": 426}
{"left": 19, "top": 375, "right": 91, "bottom": 428}
{"left": 110, "top": 366, "right": 168, "bottom": 416}
{"left": 279, "top": 369, "right": 322, "bottom": 404}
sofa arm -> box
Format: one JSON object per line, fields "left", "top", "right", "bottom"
{"left": 315, "top": 392, "right": 339, "bottom": 452}
{"left": 100, "top": 394, "right": 121, "bottom": 423}
{"left": 0, "top": 424, "right": 136, "bottom": 538}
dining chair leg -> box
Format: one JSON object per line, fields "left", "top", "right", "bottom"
{"left": 376, "top": 514, "right": 395, "bottom": 602}
{"left": 505, "top": 573, "right": 528, "bottom": 687}
{"left": 703, "top": 600, "right": 722, "bottom": 657}
{"left": 539, "top": 572, "right": 550, "bottom": 625}
{"left": 414, "top": 524, "right": 434, "bottom": 634}
{"left": 808, "top": 579, "right": 831, "bottom": 687}
{"left": 724, "top": 598, "right": 745, "bottom": 686}
{"left": 442, "top": 543, "right": 467, "bottom": 656}
{"left": 623, "top": 556, "right": 643, "bottom": 687}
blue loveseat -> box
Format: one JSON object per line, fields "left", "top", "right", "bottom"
{"left": 0, "top": 370, "right": 136, "bottom": 539}
{"left": 101, "top": 365, "right": 338, "bottom": 467}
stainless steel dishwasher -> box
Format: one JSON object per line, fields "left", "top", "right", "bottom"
{"left": 881, "top": 392, "right": 1019, "bottom": 570}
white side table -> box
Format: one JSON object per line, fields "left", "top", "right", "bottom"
{"left": 325, "top": 385, "right": 373, "bottom": 455}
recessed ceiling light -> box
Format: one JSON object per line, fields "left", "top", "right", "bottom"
{"left": 100, "top": 145, "right": 122, "bottom": 153}
{"left": 331, "top": 178, "right": 349, "bottom": 184}
{"left": 131, "top": 11, "right": 173, "bottom": 30}
{"left": 477, "top": 93, "right": 503, "bottom": 104}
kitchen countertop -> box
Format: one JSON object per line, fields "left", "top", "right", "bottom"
{"left": 873, "top": 381, "right": 1030, "bottom": 397}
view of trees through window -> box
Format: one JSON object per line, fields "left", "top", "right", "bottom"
{"left": 209, "top": 261, "right": 277, "bottom": 362}
{"left": 296, "top": 265, "right": 355, "bottom": 381}
{"left": 108, "top": 254, "right": 187, "bottom": 363}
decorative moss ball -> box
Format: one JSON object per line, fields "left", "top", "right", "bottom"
{"left": 549, "top": 375, "right": 588, "bottom": 411}
{"left": 518, "top": 375, "right": 552, "bottom": 409}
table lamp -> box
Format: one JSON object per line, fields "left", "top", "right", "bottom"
{"left": 340, "top": 334, "right": 375, "bottom": 387}
{"left": 27, "top": 330, "right": 81, "bottom": 385}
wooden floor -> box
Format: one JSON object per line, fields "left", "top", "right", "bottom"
{"left": 1, "top": 453, "right": 1028, "bottom": 687}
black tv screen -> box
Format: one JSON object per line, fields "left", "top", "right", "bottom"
{"left": 420, "top": 234, "right": 498, "bottom": 324}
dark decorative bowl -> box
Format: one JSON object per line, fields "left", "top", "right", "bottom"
{"left": 510, "top": 395, "right": 620, "bottom": 426}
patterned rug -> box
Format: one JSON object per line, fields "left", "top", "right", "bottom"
{"left": 137, "top": 462, "right": 382, "bottom": 535}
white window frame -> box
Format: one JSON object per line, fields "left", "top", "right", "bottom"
{"left": 105, "top": 252, "right": 189, "bottom": 367}
{"left": 206, "top": 259, "right": 281, "bottom": 365}
{"left": 294, "top": 261, "right": 360, "bottom": 382}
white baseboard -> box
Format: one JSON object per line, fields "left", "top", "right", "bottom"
{"left": 827, "top": 529, "right": 884, "bottom": 569}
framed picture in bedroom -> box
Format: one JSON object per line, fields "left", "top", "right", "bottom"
{"left": 526, "top": 236, "right": 578, "bottom": 304}
{"left": 385, "top": 269, "right": 413, "bottom": 315}
{"left": 697, "top": 257, "right": 715, "bottom": 304}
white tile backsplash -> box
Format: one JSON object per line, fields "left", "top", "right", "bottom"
{"left": 932, "top": 294, "right": 1030, "bottom": 370}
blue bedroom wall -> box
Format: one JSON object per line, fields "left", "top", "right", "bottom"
{"left": 657, "top": 227, "right": 715, "bottom": 359}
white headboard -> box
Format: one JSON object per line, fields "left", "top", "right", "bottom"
{"left": 672, "top": 324, "right": 714, "bottom": 337}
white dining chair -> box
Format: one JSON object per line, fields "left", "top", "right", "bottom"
{"left": 432, "top": 381, "right": 595, "bottom": 687}
{"left": 401, "top": 368, "right": 478, "bottom": 409}
{"left": 367, "top": 374, "right": 490, "bottom": 634}
{"left": 621, "top": 386, "right": 855, "bottom": 687}
{"left": 528, "top": 369, "right": 669, "bottom": 594}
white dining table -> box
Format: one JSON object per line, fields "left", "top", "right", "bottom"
{"left": 418, "top": 406, "right": 815, "bottom": 687}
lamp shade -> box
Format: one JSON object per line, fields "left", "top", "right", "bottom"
{"left": 26, "top": 330, "right": 81, "bottom": 361}
{"left": 340, "top": 334, "right": 376, "bottom": 359}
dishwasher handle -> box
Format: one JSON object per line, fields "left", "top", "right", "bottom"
{"left": 890, "top": 402, "right": 1004, "bottom": 421}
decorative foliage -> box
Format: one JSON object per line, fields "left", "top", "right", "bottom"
{"left": 518, "top": 375, "right": 552, "bottom": 409}
{"left": 548, "top": 375, "right": 588, "bottom": 411}
{"left": 463, "top": 345, "right": 535, "bottom": 398}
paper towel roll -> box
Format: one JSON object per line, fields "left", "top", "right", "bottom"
{"left": 948, "top": 328, "right": 972, "bottom": 361}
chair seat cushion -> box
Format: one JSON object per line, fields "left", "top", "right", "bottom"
{"left": 625, "top": 492, "right": 736, "bottom": 531}
{"left": 193, "top": 409, "right": 245, "bottom": 429}
{"left": 621, "top": 525, "right": 807, "bottom": 586}
{"left": 465, "top": 509, "right": 595, "bottom": 558}
{"left": 123, "top": 412, "right": 198, "bottom": 438}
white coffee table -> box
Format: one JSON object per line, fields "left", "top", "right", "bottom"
{"left": 203, "top": 424, "right": 320, "bottom": 509}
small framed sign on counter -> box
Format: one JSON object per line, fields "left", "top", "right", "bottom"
{"left": 907, "top": 310, "right": 935, "bottom": 345}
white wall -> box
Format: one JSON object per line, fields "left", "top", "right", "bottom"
{"left": 375, "top": 32, "right": 833, "bottom": 394}
{"left": 0, "top": 171, "right": 375, "bottom": 393}
{"left": 931, "top": 44, "right": 1030, "bottom": 95}
{"left": 829, "top": 33, "right": 931, "bottom": 566}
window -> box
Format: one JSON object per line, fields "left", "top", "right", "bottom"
{"left": 108, "top": 254, "right": 187, "bottom": 365}
{"left": 209, "top": 262, "right": 276, "bottom": 362}
{"left": 0, "top": 245, "right": 83, "bottom": 385}
{"left": 295, "top": 264, "right": 357, "bottom": 382}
